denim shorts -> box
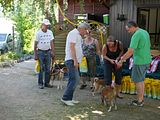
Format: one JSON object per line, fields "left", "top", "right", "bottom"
{"left": 131, "top": 64, "right": 150, "bottom": 82}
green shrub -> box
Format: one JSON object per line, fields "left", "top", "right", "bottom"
{"left": 0, "top": 52, "right": 22, "bottom": 62}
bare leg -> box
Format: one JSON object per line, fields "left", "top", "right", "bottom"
{"left": 80, "top": 75, "right": 87, "bottom": 89}
{"left": 90, "top": 77, "right": 94, "bottom": 89}
{"left": 108, "top": 99, "right": 113, "bottom": 112}
{"left": 114, "top": 96, "right": 117, "bottom": 110}
{"left": 81, "top": 76, "right": 86, "bottom": 85}
{"left": 135, "top": 81, "right": 144, "bottom": 102}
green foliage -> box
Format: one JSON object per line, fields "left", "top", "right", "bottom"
{"left": 0, "top": 0, "right": 14, "bottom": 13}
{"left": 0, "top": 52, "right": 21, "bottom": 62}
{"left": 1, "top": 0, "right": 57, "bottom": 54}
{"left": 10, "top": 0, "right": 41, "bottom": 54}
{"left": 23, "top": 29, "right": 35, "bottom": 52}
{"left": 6, "top": 51, "right": 21, "bottom": 60}
{"left": 0, "top": 0, "right": 44, "bottom": 13}
{"left": 0, "top": 54, "right": 8, "bottom": 62}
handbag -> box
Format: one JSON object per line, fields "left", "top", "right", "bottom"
{"left": 79, "top": 56, "right": 88, "bottom": 73}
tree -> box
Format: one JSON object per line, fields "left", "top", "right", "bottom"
{"left": 1, "top": 0, "right": 57, "bottom": 53}
{"left": 11, "top": 0, "right": 36, "bottom": 53}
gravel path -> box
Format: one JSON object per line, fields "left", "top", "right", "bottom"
{"left": 0, "top": 59, "right": 160, "bottom": 120}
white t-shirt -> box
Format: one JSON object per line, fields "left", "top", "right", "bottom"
{"left": 65, "top": 28, "right": 83, "bottom": 63}
{"left": 35, "top": 29, "right": 54, "bottom": 50}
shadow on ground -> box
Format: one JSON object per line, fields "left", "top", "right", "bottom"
{"left": 0, "top": 59, "right": 159, "bottom": 120}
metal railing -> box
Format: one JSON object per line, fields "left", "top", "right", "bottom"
{"left": 53, "top": 19, "right": 109, "bottom": 46}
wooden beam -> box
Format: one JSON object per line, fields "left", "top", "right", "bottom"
{"left": 99, "top": 0, "right": 116, "bottom": 9}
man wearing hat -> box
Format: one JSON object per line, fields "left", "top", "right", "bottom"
{"left": 34, "top": 19, "right": 55, "bottom": 89}
{"left": 61, "top": 22, "right": 90, "bottom": 106}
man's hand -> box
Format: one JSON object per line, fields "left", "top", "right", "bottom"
{"left": 115, "top": 62, "right": 123, "bottom": 70}
{"left": 34, "top": 54, "right": 38, "bottom": 60}
{"left": 51, "top": 54, "right": 55, "bottom": 60}
{"left": 110, "top": 59, "right": 116, "bottom": 64}
{"left": 34, "top": 41, "right": 38, "bottom": 60}
{"left": 51, "top": 51, "right": 55, "bottom": 59}
{"left": 74, "top": 59, "right": 79, "bottom": 68}
{"left": 114, "top": 60, "right": 122, "bottom": 70}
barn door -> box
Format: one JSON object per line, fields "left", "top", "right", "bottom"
{"left": 137, "top": 8, "right": 160, "bottom": 49}
{"left": 137, "top": 8, "right": 149, "bottom": 31}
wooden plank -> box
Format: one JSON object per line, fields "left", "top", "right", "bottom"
{"left": 110, "top": 0, "right": 136, "bottom": 48}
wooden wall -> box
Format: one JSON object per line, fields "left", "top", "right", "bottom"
{"left": 134, "top": 0, "right": 160, "bottom": 6}
{"left": 109, "top": 0, "right": 136, "bottom": 49}
{"left": 109, "top": 0, "right": 160, "bottom": 49}
{"left": 58, "top": 0, "right": 109, "bottom": 22}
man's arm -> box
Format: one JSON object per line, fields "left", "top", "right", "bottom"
{"left": 50, "top": 40, "right": 55, "bottom": 59}
{"left": 116, "top": 41, "right": 124, "bottom": 61}
{"left": 34, "top": 41, "right": 38, "bottom": 60}
{"left": 70, "top": 42, "right": 78, "bottom": 68}
{"left": 119, "top": 48, "right": 134, "bottom": 64}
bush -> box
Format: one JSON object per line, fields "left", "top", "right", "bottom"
{"left": 0, "top": 52, "right": 22, "bottom": 62}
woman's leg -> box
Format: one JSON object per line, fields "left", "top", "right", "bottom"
{"left": 104, "top": 60, "right": 113, "bottom": 86}
{"left": 114, "top": 68, "right": 123, "bottom": 99}
{"left": 79, "top": 73, "right": 87, "bottom": 89}
{"left": 87, "top": 57, "right": 96, "bottom": 89}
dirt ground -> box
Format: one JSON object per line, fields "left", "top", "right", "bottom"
{"left": 0, "top": 59, "right": 160, "bottom": 120}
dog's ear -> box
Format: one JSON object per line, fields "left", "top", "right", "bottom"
{"left": 62, "top": 67, "right": 68, "bottom": 73}
{"left": 94, "top": 77, "right": 99, "bottom": 82}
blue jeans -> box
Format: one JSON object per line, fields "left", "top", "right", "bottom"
{"left": 104, "top": 60, "right": 122, "bottom": 85}
{"left": 62, "top": 60, "right": 80, "bottom": 100}
{"left": 37, "top": 50, "right": 51, "bottom": 86}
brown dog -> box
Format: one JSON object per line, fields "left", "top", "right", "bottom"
{"left": 92, "top": 77, "right": 105, "bottom": 96}
{"left": 50, "top": 66, "right": 68, "bottom": 89}
{"left": 101, "top": 86, "right": 117, "bottom": 112}
{"left": 57, "top": 67, "right": 68, "bottom": 89}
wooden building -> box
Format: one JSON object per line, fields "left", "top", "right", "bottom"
{"left": 58, "top": 0, "right": 109, "bottom": 23}
{"left": 109, "top": 0, "right": 160, "bottom": 49}
{"left": 54, "top": 0, "right": 109, "bottom": 59}
{"left": 56, "top": 0, "right": 160, "bottom": 49}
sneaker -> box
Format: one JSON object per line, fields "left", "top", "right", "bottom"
{"left": 44, "top": 84, "right": 53, "bottom": 88}
{"left": 129, "top": 100, "right": 144, "bottom": 107}
{"left": 61, "top": 99, "right": 74, "bottom": 106}
{"left": 80, "top": 84, "right": 87, "bottom": 89}
{"left": 39, "top": 85, "right": 44, "bottom": 89}
{"left": 71, "top": 100, "right": 80, "bottom": 104}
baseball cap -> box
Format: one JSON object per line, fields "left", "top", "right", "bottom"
{"left": 42, "top": 19, "right": 51, "bottom": 25}
{"left": 78, "top": 22, "right": 90, "bottom": 29}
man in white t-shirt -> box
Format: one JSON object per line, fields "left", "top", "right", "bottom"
{"left": 61, "top": 22, "right": 90, "bottom": 106}
{"left": 34, "top": 19, "right": 55, "bottom": 89}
